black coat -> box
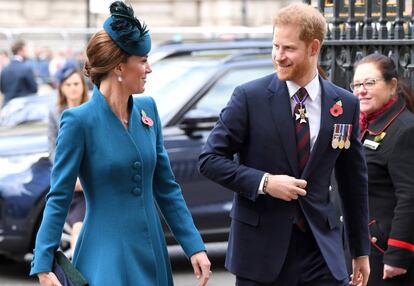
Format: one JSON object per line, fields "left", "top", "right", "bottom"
{"left": 0, "top": 59, "right": 38, "bottom": 106}
{"left": 361, "top": 95, "right": 414, "bottom": 284}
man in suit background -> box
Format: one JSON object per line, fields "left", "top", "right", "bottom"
{"left": 0, "top": 40, "right": 38, "bottom": 107}
{"left": 199, "top": 3, "right": 370, "bottom": 286}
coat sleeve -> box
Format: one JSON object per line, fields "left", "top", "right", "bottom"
{"left": 334, "top": 95, "right": 370, "bottom": 258}
{"left": 30, "top": 110, "right": 85, "bottom": 275}
{"left": 24, "top": 64, "right": 38, "bottom": 94}
{"left": 47, "top": 108, "right": 59, "bottom": 164}
{"left": 385, "top": 125, "right": 414, "bottom": 269}
{"left": 198, "top": 86, "right": 265, "bottom": 202}
{"left": 150, "top": 98, "right": 206, "bottom": 258}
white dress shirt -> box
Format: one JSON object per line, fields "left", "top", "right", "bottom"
{"left": 258, "top": 73, "right": 322, "bottom": 195}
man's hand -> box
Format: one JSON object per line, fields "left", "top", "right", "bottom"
{"left": 383, "top": 264, "right": 407, "bottom": 279}
{"left": 351, "top": 256, "right": 370, "bottom": 286}
{"left": 265, "top": 174, "right": 307, "bottom": 201}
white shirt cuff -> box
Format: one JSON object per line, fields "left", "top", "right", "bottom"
{"left": 258, "top": 173, "right": 268, "bottom": 195}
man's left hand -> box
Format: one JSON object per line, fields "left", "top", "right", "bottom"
{"left": 351, "top": 256, "right": 370, "bottom": 286}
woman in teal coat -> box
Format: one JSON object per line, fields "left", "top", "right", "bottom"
{"left": 30, "top": 2, "right": 211, "bottom": 285}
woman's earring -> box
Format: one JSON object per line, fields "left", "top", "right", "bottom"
{"left": 118, "top": 76, "right": 123, "bottom": 82}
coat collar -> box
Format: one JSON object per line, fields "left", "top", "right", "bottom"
{"left": 91, "top": 85, "right": 135, "bottom": 128}
{"left": 364, "top": 95, "right": 406, "bottom": 136}
{"left": 267, "top": 75, "right": 299, "bottom": 177}
{"left": 92, "top": 85, "right": 134, "bottom": 115}
{"left": 301, "top": 77, "right": 339, "bottom": 178}
{"left": 266, "top": 75, "right": 340, "bottom": 178}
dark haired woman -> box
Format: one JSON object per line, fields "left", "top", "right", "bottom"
{"left": 30, "top": 2, "right": 210, "bottom": 285}
{"left": 352, "top": 53, "right": 414, "bottom": 285}
{"left": 48, "top": 62, "right": 89, "bottom": 257}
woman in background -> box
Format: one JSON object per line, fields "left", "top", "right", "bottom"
{"left": 352, "top": 53, "right": 414, "bottom": 285}
{"left": 48, "top": 62, "right": 88, "bottom": 254}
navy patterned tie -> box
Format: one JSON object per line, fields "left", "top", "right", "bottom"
{"left": 293, "top": 87, "right": 310, "bottom": 175}
{"left": 293, "top": 87, "right": 310, "bottom": 232}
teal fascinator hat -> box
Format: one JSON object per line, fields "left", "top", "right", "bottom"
{"left": 103, "top": 1, "right": 151, "bottom": 56}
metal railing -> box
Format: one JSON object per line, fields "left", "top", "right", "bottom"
{"left": 307, "top": 0, "right": 414, "bottom": 91}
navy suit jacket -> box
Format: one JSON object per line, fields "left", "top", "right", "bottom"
{"left": 199, "top": 73, "right": 370, "bottom": 283}
{"left": 0, "top": 59, "right": 38, "bottom": 106}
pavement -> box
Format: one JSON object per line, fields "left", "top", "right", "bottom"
{"left": 0, "top": 242, "right": 235, "bottom": 286}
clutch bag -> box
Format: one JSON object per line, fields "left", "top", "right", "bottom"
{"left": 53, "top": 250, "right": 88, "bottom": 286}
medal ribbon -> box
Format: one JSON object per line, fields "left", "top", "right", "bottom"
{"left": 293, "top": 91, "right": 309, "bottom": 107}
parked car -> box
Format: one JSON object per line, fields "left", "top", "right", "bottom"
{"left": 0, "top": 39, "right": 274, "bottom": 260}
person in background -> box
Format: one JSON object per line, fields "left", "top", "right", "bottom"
{"left": 30, "top": 2, "right": 210, "bottom": 286}
{"left": 0, "top": 40, "right": 38, "bottom": 107}
{"left": 48, "top": 62, "right": 89, "bottom": 255}
{"left": 0, "top": 49, "right": 9, "bottom": 106}
{"left": 352, "top": 53, "right": 414, "bottom": 286}
{"left": 0, "top": 49, "right": 9, "bottom": 74}
{"left": 30, "top": 47, "right": 52, "bottom": 85}
{"left": 199, "top": 3, "right": 370, "bottom": 286}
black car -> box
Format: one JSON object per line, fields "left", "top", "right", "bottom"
{"left": 0, "top": 39, "right": 274, "bottom": 259}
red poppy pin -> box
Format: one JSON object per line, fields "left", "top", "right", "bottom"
{"left": 330, "top": 100, "right": 343, "bottom": 117}
{"left": 141, "top": 110, "right": 154, "bottom": 127}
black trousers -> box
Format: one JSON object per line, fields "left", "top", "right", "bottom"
{"left": 236, "top": 225, "right": 348, "bottom": 286}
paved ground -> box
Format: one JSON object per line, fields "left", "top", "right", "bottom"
{"left": 0, "top": 242, "right": 235, "bottom": 286}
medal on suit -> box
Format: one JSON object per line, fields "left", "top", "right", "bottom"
{"left": 344, "top": 124, "right": 352, "bottom": 149}
{"left": 344, "top": 139, "right": 351, "bottom": 149}
{"left": 331, "top": 124, "right": 340, "bottom": 149}
{"left": 338, "top": 124, "right": 347, "bottom": 149}
{"left": 332, "top": 124, "right": 353, "bottom": 149}
{"left": 338, "top": 138, "right": 345, "bottom": 149}
{"left": 331, "top": 138, "right": 339, "bottom": 149}
{"left": 293, "top": 90, "right": 309, "bottom": 124}
{"left": 295, "top": 105, "right": 308, "bottom": 124}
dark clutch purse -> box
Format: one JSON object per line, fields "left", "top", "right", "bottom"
{"left": 53, "top": 250, "right": 88, "bottom": 286}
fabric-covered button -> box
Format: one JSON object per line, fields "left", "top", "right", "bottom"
{"left": 133, "top": 174, "right": 141, "bottom": 182}
{"left": 132, "top": 187, "right": 142, "bottom": 196}
{"left": 133, "top": 161, "right": 141, "bottom": 169}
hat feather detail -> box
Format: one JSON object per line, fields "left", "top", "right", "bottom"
{"left": 108, "top": 1, "right": 149, "bottom": 46}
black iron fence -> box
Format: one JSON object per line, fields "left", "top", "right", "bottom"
{"left": 306, "top": 0, "right": 414, "bottom": 91}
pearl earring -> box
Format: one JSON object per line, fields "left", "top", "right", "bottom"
{"left": 118, "top": 76, "right": 123, "bottom": 82}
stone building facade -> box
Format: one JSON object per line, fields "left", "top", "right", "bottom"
{"left": 0, "top": 0, "right": 293, "bottom": 51}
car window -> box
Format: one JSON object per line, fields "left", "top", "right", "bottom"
{"left": 143, "top": 55, "right": 221, "bottom": 123}
{"left": 0, "top": 94, "right": 54, "bottom": 127}
{"left": 194, "top": 65, "right": 274, "bottom": 115}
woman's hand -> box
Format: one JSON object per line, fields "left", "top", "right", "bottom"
{"left": 190, "top": 251, "right": 211, "bottom": 286}
{"left": 37, "top": 272, "right": 62, "bottom": 286}
{"left": 383, "top": 264, "right": 407, "bottom": 279}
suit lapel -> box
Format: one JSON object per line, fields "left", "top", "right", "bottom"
{"left": 267, "top": 76, "right": 299, "bottom": 177}
{"left": 302, "top": 78, "right": 339, "bottom": 178}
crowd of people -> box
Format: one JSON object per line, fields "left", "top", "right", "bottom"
{"left": 0, "top": 1, "right": 413, "bottom": 286}
{"left": 0, "top": 42, "right": 87, "bottom": 107}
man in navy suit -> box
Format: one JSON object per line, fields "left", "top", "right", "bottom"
{"left": 0, "top": 40, "right": 37, "bottom": 107}
{"left": 199, "top": 3, "right": 370, "bottom": 286}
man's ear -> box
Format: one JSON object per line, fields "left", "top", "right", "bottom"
{"left": 309, "top": 39, "right": 321, "bottom": 57}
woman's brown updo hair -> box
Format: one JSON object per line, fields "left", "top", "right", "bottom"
{"left": 83, "top": 30, "right": 129, "bottom": 86}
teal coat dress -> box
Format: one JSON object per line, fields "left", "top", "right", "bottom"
{"left": 30, "top": 86, "right": 205, "bottom": 285}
